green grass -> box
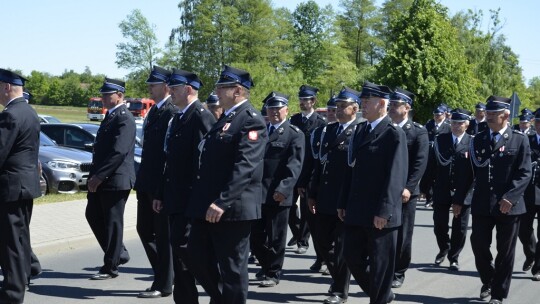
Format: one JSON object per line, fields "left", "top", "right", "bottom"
{"left": 34, "top": 192, "right": 88, "bottom": 205}
{"left": 32, "top": 105, "right": 91, "bottom": 123}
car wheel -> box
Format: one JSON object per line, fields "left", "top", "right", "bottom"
{"left": 40, "top": 173, "right": 49, "bottom": 196}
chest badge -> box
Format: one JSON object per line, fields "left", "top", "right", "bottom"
{"left": 223, "top": 123, "right": 231, "bottom": 132}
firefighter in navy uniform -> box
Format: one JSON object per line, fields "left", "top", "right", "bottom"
{"left": 86, "top": 78, "right": 136, "bottom": 280}
{"left": 134, "top": 66, "right": 176, "bottom": 298}
{"left": 289, "top": 85, "right": 326, "bottom": 259}
{"left": 388, "top": 88, "right": 429, "bottom": 288}
{"left": 0, "top": 69, "right": 42, "bottom": 304}
{"left": 420, "top": 105, "right": 451, "bottom": 207}
{"left": 204, "top": 92, "right": 223, "bottom": 121}
{"left": 453, "top": 96, "right": 532, "bottom": 304}
{"left": 428, "top": 109, "right": 473, "bottom": 270}
{"left": 185, "top": 66, "right": 267, "bottom": 304}
{"left": 466, "top": 102, "right": 488, "bottom": 135}
{"left": 515, "top": 114, "right": 536, "bottom": 136}
{"left": 152, "top": 69, "right": 215, "bottom": 303}
{"left": 513, "top": 108, "right": 534, "bottom": 131}
{"left": 339, "top": 82, "right": 408, "bottom": 304}
{"left": 251, "top": 92, "right": 305, "bottom": 287}
{"left": 308, "top": 87, "right": 362, "bottom": 304}
{"left": 518, "top": 110, "right": 540, "bottom": 281}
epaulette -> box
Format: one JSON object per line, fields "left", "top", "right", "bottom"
{"left": 317, "top": 115, "right": 326, "bottom": 122}
{"left": 289, "top": 124, "right": 301, "bottom": 133}
{"left": 246, "top": 107, "right": 257, "bottom": 117}
{"left": 512, "top": 129, "right": 526, "bottom": 136}
{"left": 413, "top": 121, "right": 425, "bottom": 129}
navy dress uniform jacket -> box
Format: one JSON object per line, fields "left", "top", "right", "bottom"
{"left": 187, "top": 101, "right": 267, "bottom": 221}
{"left": 524, "top": 135, "right": 540, "bottom": 207}
{"left": 455, "top": 128, "right": 531, "bottom": 215}
{"left": 429, "top": 132, "right": 473, "bottom": 205}
{"left": 89, "top": 104, "right": 136, "bottom": 190}
{"left": 290, "top": 112, "right": 326, "bottom": 187}
{"left": 466, "top": 119, "right": 488, "bottom": 135}
{"left": 0, "top": 97, "right": 41, "bottom": 201}
{"left": 262, "top": 121, "right": 305, "bottom": 207}
{"left": 402, "top": 121, "right": 429, "bottom": 196}
{"left": 155, "top": 100, "right": 216, "bottom": 215}
{"left": 425, "top": 119, "right": 451, "bottom": 143}
{"left": 134, "top": 97, "right": 177, "bottom": 193}
{"left": 309, "top": 120, "right": 360, "bottom": 215}
{"left": 341, "top": 116, "right": 408, "bottom": 228}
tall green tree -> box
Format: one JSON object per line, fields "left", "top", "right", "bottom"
{"left": 376, "top": 0, "right": 479, "bottom": 122}
{"left": 338, "top": 0, "right": 383, "bottom": 69}
{"left": 116, "top": 9, "right": 161, "bottom": 74}
{"left": 291, "top": 1, "right": 331, "bottom": 83}
{"left": 451, "top": 9, "right": 526, "bottom": 102}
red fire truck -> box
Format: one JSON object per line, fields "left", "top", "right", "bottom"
{"left": 87, "top": 97, "right": 106, "bottom": 121}
{"left": 126, "top": 98, "right": 155, "bottom": 118}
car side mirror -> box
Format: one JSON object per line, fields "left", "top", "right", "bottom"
{"left": 84, "top": 142, "right": 94, "bottom": 151}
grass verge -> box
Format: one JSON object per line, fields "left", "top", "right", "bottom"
{"left": 34, "top": 192, "right": 87, "bottom": 205}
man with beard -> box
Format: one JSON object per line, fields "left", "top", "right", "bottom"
{"left": 289, "top": 85, "right": 326, "bottom": 271}
{"left": 135, "top": 66, "right": 176, "bottom": 298}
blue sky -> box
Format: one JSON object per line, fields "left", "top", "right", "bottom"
{"left": 2, "top": 0, "right": 539, "bottom": 84}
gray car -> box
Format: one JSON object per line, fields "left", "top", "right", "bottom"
{"left": 39, "top": 132, "right": 93, "bottom": 194}
{"left": 40, "top": 123, "right": 142, "bottom": 172}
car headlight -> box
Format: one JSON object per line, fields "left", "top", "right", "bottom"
{"left": 134, "top": 155, "right": 141, "bottom": 163}
{"left": 46, "top": 160, "right": 80, "bottom": 170}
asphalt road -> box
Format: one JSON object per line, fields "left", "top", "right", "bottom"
{"left": 22, "top": 205, "right": 539, "bottom": 304}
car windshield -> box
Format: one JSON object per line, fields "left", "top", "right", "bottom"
{"left": 128, "top": 102, "right": 143, "bottom": 110}
{"left": 45, "top": 116, "right": 61, "bottom": 123}
{"left": 40, "top": 132, "right": 57, "bottom": 146}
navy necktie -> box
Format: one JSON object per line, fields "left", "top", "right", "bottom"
{"left": 302, "top": 116, "right": 308, "bottom": 124}
{"left": 269, "top": 125, "right": 275, "bottom": 136}
{"left": 337, "top": 125, "right": 343, "bottom": 135}
{"left": 491, "top": 132, "right": 498, "bottom": 150}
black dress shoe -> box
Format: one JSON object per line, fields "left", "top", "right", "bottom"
{"left": 119, "top": 257, "right": 130, "bottom": 265}
{"left": 533, "top": 272, "right": 540, "bottom": 281}
{"left": 391, "top": 280, "right": 402, "bottom": 288}
{"left": 434, "top": 252, "right": 447, "bottom": 265}
{"left": 323, "top": 295, "right": 347, "bottom": 304}
{"left": 287, "top": 237, "right": 297, "bottom": 247}
{"left": 258, "top": 277, "right": 278, "bottom": 287}
{"left": 310, "top": 260, "right": 322, "bottom": 271}
{"left": 296, "top": 246, "right": 308, "bottom": 254}
{"left": 321, "top": 266, "right": 331, "bottom": 276}
{"left": 449, "top": 261, "right": 460, "bottom": 271}
{"left": 480, "top": 284, "right": 491, "bottom": 300}
{"left": 137, "top": 290, "right": 171, "bottom": 298}
{"left": 248, "top": 254, "right": 258, "bottom": 265}
{"left": 90, "top": 272, "right": 117, "bottom": 280}
{"left": 488, "top": 299, "right": 502, "bottom": 304}
{"left": 387, "top": 291, "right": 396, "bottom": 303}
{"left": 523, "top": 258, "right": 534, "bottom": 272}
{"left": 255, "top": 269, "right": 266, "bottom": 280}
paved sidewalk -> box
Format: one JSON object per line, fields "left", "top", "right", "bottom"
{"left": 30, "top": 193, "right": 138, "bottom": 255}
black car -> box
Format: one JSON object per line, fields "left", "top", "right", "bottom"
{"left": 40, "top": 123, "right": 142, "bottom": 172}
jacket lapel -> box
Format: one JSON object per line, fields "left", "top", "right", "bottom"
{"left": 493, "top": 128, "right": 511, "bottom": 152}
{"left": 358, "top": 116, "right": 389, "bottom": 148}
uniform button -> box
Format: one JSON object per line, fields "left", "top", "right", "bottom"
{"left": 203, "top": 148, "right": 206, "bottom": 151}
{"left": 324, "top": 182, "right": 328, "bottom": 185}
{"left": 490, "top": 186, "right": 493, "bottom": 190}
{"left": 166, "top": 178, "right": 170, "bottom": 182}
{"left": 325, "top": 171, "right": 328, "bottom": 174}
{"left": 197, "top": 175, "right": 200, "bottom": 179}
